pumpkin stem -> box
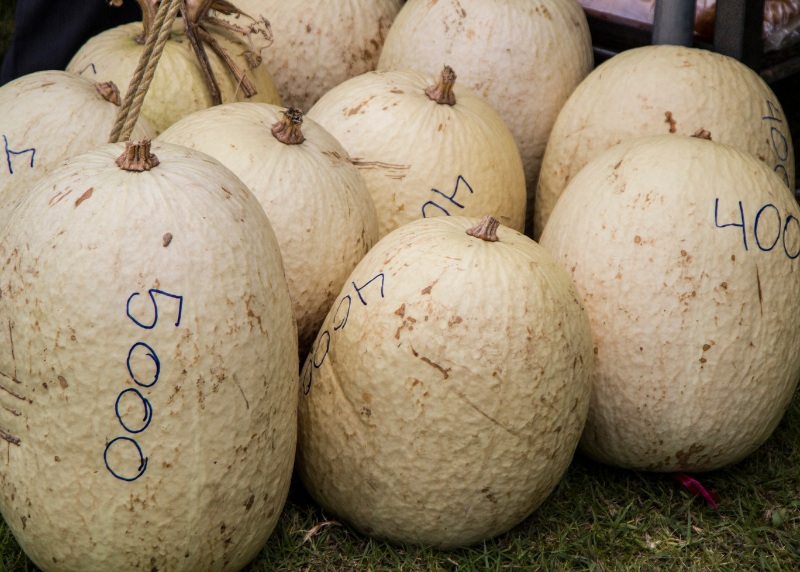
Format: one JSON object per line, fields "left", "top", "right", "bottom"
{"left": 96, "top": 81, "right": 122, "bottom": 106}
{"left": 132, "top": 0, "right": 159, "bottom": 44}
{"left": 116, "top": 140, "right": 160, "bottom": 171}
{"left": 426, "top": 65, "right": 457, "bottom": 106}
{"left": 272, "top": 108, "right": 306, "bottom": 145}
{"left": 692, "top": 128, "right": 712, "bottom": 140}
{"left": 466, "top": 216, "right": 500, "bottom": 242}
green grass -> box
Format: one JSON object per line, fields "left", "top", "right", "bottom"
{"left": 2, "top": 390, "right": 798, "bottom": 571}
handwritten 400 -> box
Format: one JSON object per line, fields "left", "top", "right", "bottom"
{"left": 104, "top": 289, "right": 183, "bottom": 482}
{"left": 715, "top": 198, "right": 800, "bottom": 259}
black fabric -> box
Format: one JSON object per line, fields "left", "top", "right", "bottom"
{"left": 0, "top": 0, "right": 141, "bottom": 86}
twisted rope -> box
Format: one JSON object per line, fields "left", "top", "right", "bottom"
{"left": 109, "top": 0, "right": 183, "bottom": 143}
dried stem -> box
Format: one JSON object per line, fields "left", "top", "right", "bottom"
{"left": 692, "top": 128, "right": 712, "bottom": 140}
{"left": 196, "top": 23, "right": 257, "bottom": 97}
{"left": 272, "top": 108, "right": 306, "bottom": 145}
{"left": 426, "top": 65, "right": 457, "bottom": 106}
{"left": 181, "top": 0, "right": 222, "bottom": 105}
{"left": 466, "top": 216, "right": 500, "bottom": 242}
{"left": 96, "top": 81, "right": 122, "bottom": 106}
{"left": 133, "top": 0, "right": 159, "bottom": 44}
{"left": 116, "top": 140, "right": 160, "bottom": 171}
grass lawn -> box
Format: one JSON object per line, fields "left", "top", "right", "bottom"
{"left": 1, "top": 391, "right": 798, "bottom": 571}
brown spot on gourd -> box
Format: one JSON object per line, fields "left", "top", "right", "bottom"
{"left": 163, "top": 233, "right": 173, "bottom": 247}
{"left": 395, "top": 304, "right": 405, "bottom": 318}
{"left": 58, "top": 375, "right": 67, "bottom": 388}
{"left": 74, "top": 188, "right": 93, "bottom": 207}
{"left": 634, "top": 236, "right": 641, "bottom": 244}
{"left": 703, "top": 344, "right": 711, "bottom": 351}
{"left": 721, "top": 282, "right": 728, "bottom": 289}
{"left": 664, "top": 111, "right": 677, "bottom": 133}
{"left": 244, "top": 495, "right": 255, "bottom": 510}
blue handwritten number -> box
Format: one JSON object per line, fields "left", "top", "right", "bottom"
{"left": 763, "top": 100, "right": 783, "bottom": 122}
{"left": 353, "top": 274, "right": 385, "bottom": 305}
{"left": 126, "top": 342, "right": 160, "bottom": 387}
{"left": 784, "top": 216, "right": 800, "bottom": 259}
{"left": 333, "top": 296, "right": 351, "bottom": 330}
{"left": 301, "top": 364, "right": 313, "bottom": 396}
{"left": 422, "top": 175, "right": 474, "bottom": 218}
{"left": 714, "top": 199, "right": 748, "bottom": 251}
{"left": 127, "top": 289, "right": 183, "bottom": 329}
{"left": 422, "top": 201, "right": 450, "bottom": 217}
{"left": 770, "top": 127, "right": 789, "bottom": 162}
{"left": 754, "top": 204, "right": 781, "bottom": 251}
{"left": 115, "top": 388, "right": 153, "bottom": 434}
{"left": 3, "top": 135, "right": 35, "bottom": 175}
{"left": 313, "top": 331, "right": 331, "bottom": 368}
{"left": 104, "top": 437, "right": 148, "bottom": 482}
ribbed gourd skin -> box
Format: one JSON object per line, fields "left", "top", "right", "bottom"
{"left": 159, "top": 102, "right": 380, "bottom": 356}
{"left": 297, "top": 216, "right": 593, "bottom": 550}
{"left": 378, "top": 0, "right": 594, "bottom": 235}
{"left": 0, "top": 141, "right": 298, "bottom": 572}
{"left": 0, "top": 70, "right": 155, "bottom": 226}
{"left": 540, "top": 135, "right": 800, "bottom": 472}
{"left": 308, "top": 69, "right": 527, "bottom": 238}
{"left": 534, "top": 45, "right": 795, "bottom": 241}
{"left": 215, "top": 0, "right": 403, "bottom": 111}
{"left": 67, "top": 20, "right": 281, "bottom": 134}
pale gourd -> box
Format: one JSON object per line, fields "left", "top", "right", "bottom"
{"left": 297, "top": 216, "right": 593, "bottom": 549}
{"left": 0, "top": 140, "right": 297, "bottom": 572}
{"left": 0, "top": 71, "right": 155, "bottom": 225}
{"left": 378, "top": 0, "right": 593, "bottom": 235}
{"left": 539, "top": 134, "right": 800, "bottom": 472}
{"left": 159, "top": 103, "right": 379, "bottom": 355}
{"left": 215, "top": 0, "right": 403, "bottom": 111}
{"left": 67, "top": 19, "right": 281, "bottom": 134}
{"left": 534, "top": 45, "right": 795, "bottom": 241}
{"left": 307, "top": 67, "right": 526, "bottom": 238}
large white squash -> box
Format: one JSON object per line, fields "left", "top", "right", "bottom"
{"left": 215, "top": 0, "right": 403, "bottom": 111}
{"left": 159, "top": 103, "right": 379, "bottom": 354}
{"left": 67, "top": 19, "right": 281, "bottom": 134}
{"left": 378, "top": 0, "right": 593, "bottom": 235}
{"left": 0, "top": 71, "right": 154, "bottom": 225}
{"left": 308, "top": 67, "right": 526, "bottom": 238}
{"left": 535, "top": 45, "right": 795, "bottom": 240}
{"left": 540, "top": 134, "right": 800, "bottom": 472}
{"left": 297, "top": 216, "right": 593, "bottom": 549}
{"left": 0, "top": 140, "right": 297, "bottom": 571}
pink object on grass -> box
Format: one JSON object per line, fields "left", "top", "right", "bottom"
{"left": 672, "top": 473, "right": 719, "bottom": 509}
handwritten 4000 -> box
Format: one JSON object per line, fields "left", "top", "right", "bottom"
{"left": 104, "top": 289, "right": 183, "bottom": 482}
{"left": 301, "top": 273, "right": 387, "bottom": 396}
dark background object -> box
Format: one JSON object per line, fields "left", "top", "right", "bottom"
{"left": 0, "top": 0, "right": 140, "bottom": 86}
{"left": 652, "top": 0, "right": 698, "bottom": 46}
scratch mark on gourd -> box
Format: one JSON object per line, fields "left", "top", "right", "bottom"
{"left": 233, "top": 374, "right": 249, "bottom": 410}
{"left": 455, "top": 390, "right": 519, "bottom": 438}
{"left": 756, "top": 266, "right": 763, "bottom": 315}
{"left": 420, "top": 357, "right": 450, "bottom": 379}
{"left": 8, "top": 321, "right": 15, "bottom": 377}
{"left": 0, "top": 428, "right": 21, "bottom": 446}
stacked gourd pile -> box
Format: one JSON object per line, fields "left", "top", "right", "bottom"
{"left": 0, "top": 0, "right": 796, "bottom": 570}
